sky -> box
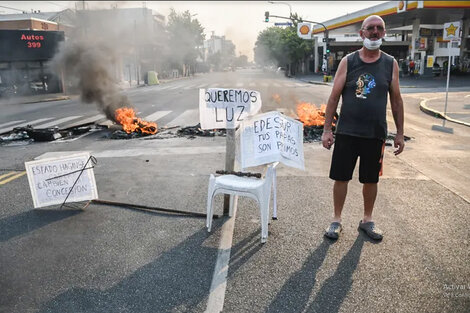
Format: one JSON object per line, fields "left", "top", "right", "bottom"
{"left": 0, "top": 1, "right": 388, "bottom": 61}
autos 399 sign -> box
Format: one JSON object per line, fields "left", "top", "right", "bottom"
{"left": 0, "top": 30, "right": 64, "bottom": 61}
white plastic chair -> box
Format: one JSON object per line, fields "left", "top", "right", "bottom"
{"left": 206, "top": 162, "right": 279, "bottom": 243}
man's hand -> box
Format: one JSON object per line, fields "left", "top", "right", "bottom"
{"left": 394, "top": 134, "right": 405, "bottom": 155}
{"left": 322, "top": 132, "right": 334, "bottom": 150}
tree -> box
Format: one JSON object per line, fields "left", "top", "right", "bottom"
{"left": 254, "top": 13, "right": 313, "bottom": 75}
{"left": 166, "top": 9, "right": 205, "bottom": 76}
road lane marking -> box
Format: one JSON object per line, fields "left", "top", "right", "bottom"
{"left": 35, "top": 116, "right": 83, "bottom": 128}
{"left": 144, "top": 110, "right": 172, "bottom": 122}
{"left": 0, "top": 171, "right": 17, "bottom": 180}
{"left": 0, "top": 171, "right": 26, "bottom": 185}
{"left": 165, "top": 109, "right": 199, "bottom": 127}
{"left": 67, "top": 114, "right": 106, "bottom": 127}
{"left": 235, "top": 82, "right": 243, "bottom": 87}
{"left": 206, "top": 206, "right": 237, "bottom": 313}
{"left": 0, "top": 117, "right": 53, "bottom": 134}
{"left": 0, "top": 120, "right": 26, "bottom": 129}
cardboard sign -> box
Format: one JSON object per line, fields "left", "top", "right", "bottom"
{"left": 240, "top": 111, "right": 305, "bottom": 170}
{"left": 199, "top": 88, "right": 261, "bottom": 129}
{"left": 25, "top": 152, "right": 98, "bottom": 208}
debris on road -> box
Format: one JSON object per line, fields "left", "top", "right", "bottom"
{"left": 177, "top": 123, "right": 226, "bottom": 139}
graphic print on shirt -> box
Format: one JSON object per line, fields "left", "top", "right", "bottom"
{"left": 355, "top": 73, "right": 376, "bottom": 99}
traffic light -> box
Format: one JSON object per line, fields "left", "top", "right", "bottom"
{"left": 265, "top": 11, "right": 269, "bottom": 22}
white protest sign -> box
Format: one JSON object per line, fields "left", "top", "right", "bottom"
{"left": 199, "top": 88, "right": 262, "bottom": 129}
{"left": 443, "top": 21, "right": 461, "bottom": 41}
{"left": 240, "top": 111, "right": 305, "bottom": 170}
{"left": 25, "top": 152, "right": 98, "bottom": 208}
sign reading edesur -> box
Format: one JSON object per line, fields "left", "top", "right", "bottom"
{"left": 297, "top": 23, "right": 312, "bottom": 39}
{"left": 199, "top": 88, "right": 262, "bottom": 129}
{"left": 25, "top": 152, "right": 98, "bottom": 208}
{"left": 240, "top": 111, "right": 305, "bottom": 170}
{"left": 443, "top": 21, "right": 460, "bottom": 41}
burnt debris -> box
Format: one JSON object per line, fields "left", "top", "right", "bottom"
{"left": 177, "top": 123, "right": 226, "bottom": 139}
{"left": 0, "top": 125, "right": 100, "bottom": 145}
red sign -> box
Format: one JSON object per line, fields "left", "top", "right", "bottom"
{"left": 21, "top": 33, "right": 45, "bottom": 49}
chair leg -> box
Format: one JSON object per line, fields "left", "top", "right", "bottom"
{"left": 272, "top": 168, "right": 278, "bottom": 220}
{"left": 229, "top": 195, "right": 238, "bottom": 217}
{"left": 259, "top": 195, "right": 270, "bottom": 244}
{"left": 206, "top": 178, "right": 215, "bottom": 232}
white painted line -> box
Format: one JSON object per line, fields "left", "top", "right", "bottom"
{"left": 235, "top": 82, "right": 243, "bottom": 88}
{"left": 261, "top": 82, "right": 269, "bottom": 87}
{"left": 197, "top": 84, "right": 207, "bottom": 88}
{"left": 165, "top": 109, "right": 199, "bottom": 127}
{"left": 205, "top": 206, "right": 237, "bottom": 313}
{"left": 35, "top": 146, "right": 226, "bottom": 160}
{"left": 35, "top": 116, "right": 82, "bottom": 129}
{"left": 0, "top": 120, "right": 26, "bottom": 128}
{"left": 183, "top": 84, "right": 198, "bottom": 90}
{"left": 0, "top": 117, "right": 52, "bottom": 134}
{"left": 73, "top": 114, "right": 106, "bottom": 125}
{"left": 144, "top": 110, "right": 172, "bottom": 121}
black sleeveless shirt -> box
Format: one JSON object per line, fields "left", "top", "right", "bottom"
{"left": 336, "top": 50, "right": 394, "bottom": 139}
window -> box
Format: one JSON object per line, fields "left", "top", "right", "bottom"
{"left": 438, "top": 42, "right": 448, "bottom": 48}
{"left": 451, "top": 41, "right": 459, "bottom": 48}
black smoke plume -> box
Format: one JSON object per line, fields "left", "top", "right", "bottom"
{"left": 51, "top": 38, "right": 131, "bottom": 122}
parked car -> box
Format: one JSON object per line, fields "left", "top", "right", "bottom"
{"left": 276, "top": 67, "right": 287, "bottom": 76}
{"left": 30, "top": 81, "right": 47, "bottom": 92}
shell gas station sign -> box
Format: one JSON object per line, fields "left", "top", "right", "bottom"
{"left": 297, "top": 23, "right": 312, "bottom": 39}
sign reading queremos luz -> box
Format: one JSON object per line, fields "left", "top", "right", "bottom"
{"left": 0, "top": 30, "right": 64, "bottom": 61}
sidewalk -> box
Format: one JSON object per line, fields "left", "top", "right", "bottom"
{"left": 297, "top": 72, "right": 470, "bottom": 89}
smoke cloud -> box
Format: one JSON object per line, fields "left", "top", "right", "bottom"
{"left": 51, "top": 38, "right": 131, "bottom": 122}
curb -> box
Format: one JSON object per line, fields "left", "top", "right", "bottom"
{"left": 307, "top": 80, "right": 331, "bottom": 86}
{"left": 419, "top": 98, "right": 470, "bottom": 128}
{"left": 0, "top": 95, "right": 70, "bottom": 105}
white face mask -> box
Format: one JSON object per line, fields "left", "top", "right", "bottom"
{"left": 363, "top": 37, "right": 382, "bottom": 50}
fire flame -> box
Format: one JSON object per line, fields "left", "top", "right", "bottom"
{"left": 296, "top": 102, "right": 329, "bottom": 127}
{"left": 115, "top": 107, "right": 157, "bottom": 134}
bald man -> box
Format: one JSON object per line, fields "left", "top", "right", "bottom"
{"left": 322, "top": 15, "right": 405, "bottom": 240}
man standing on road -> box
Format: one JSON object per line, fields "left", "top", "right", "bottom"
{"left": 321, "top": 15, "right": 405, "bottom": 240}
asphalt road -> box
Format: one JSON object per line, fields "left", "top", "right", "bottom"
{"left": 0, "top": 70, "right": 469, "bottom": 312}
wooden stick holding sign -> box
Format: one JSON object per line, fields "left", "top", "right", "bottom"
{"left": 199, "top": 88, "right": 262, "bottom": 215}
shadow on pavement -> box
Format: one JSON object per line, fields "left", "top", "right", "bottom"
{"left": 0, "top": 209, "right": 82, "bottom": 242}
{"left": 265, "top": 238, "right": 334, "bottom": 313}
{"left": 304, "top": 234, "right": 367, "bottom": 313}
{"left": 37, "top": 227, "right": 219, "bottom": 313}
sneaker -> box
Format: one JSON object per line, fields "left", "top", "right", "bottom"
{"left": 358, "top": 220, "right": 383, "bottom": 240}
{"left": 324, "top": 222, "right": 342, "bottom": 239}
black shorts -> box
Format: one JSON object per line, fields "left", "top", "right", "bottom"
{"left": 329, "top": 134, "right": 385, "bottom": 183}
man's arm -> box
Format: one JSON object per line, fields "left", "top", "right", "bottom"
{"left": 389, "top": 59, "right": 405, "bottom": 155}
{"left": 322, "top": 56, "right": 347, "bottom": 149}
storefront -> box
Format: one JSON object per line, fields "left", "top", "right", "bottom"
{"left": 0, "top": 29, "right": 64, "bottom": 97}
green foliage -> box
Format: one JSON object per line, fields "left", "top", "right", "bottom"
{"left": 166, "top": 8, "right": 205, "bottom": 68}
{"left": 254, "top": 12, "right": 312, "bottom": 70}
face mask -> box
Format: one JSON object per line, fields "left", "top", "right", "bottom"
{"left": 363, "top": 37, "right": 382, "bottom": 50}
